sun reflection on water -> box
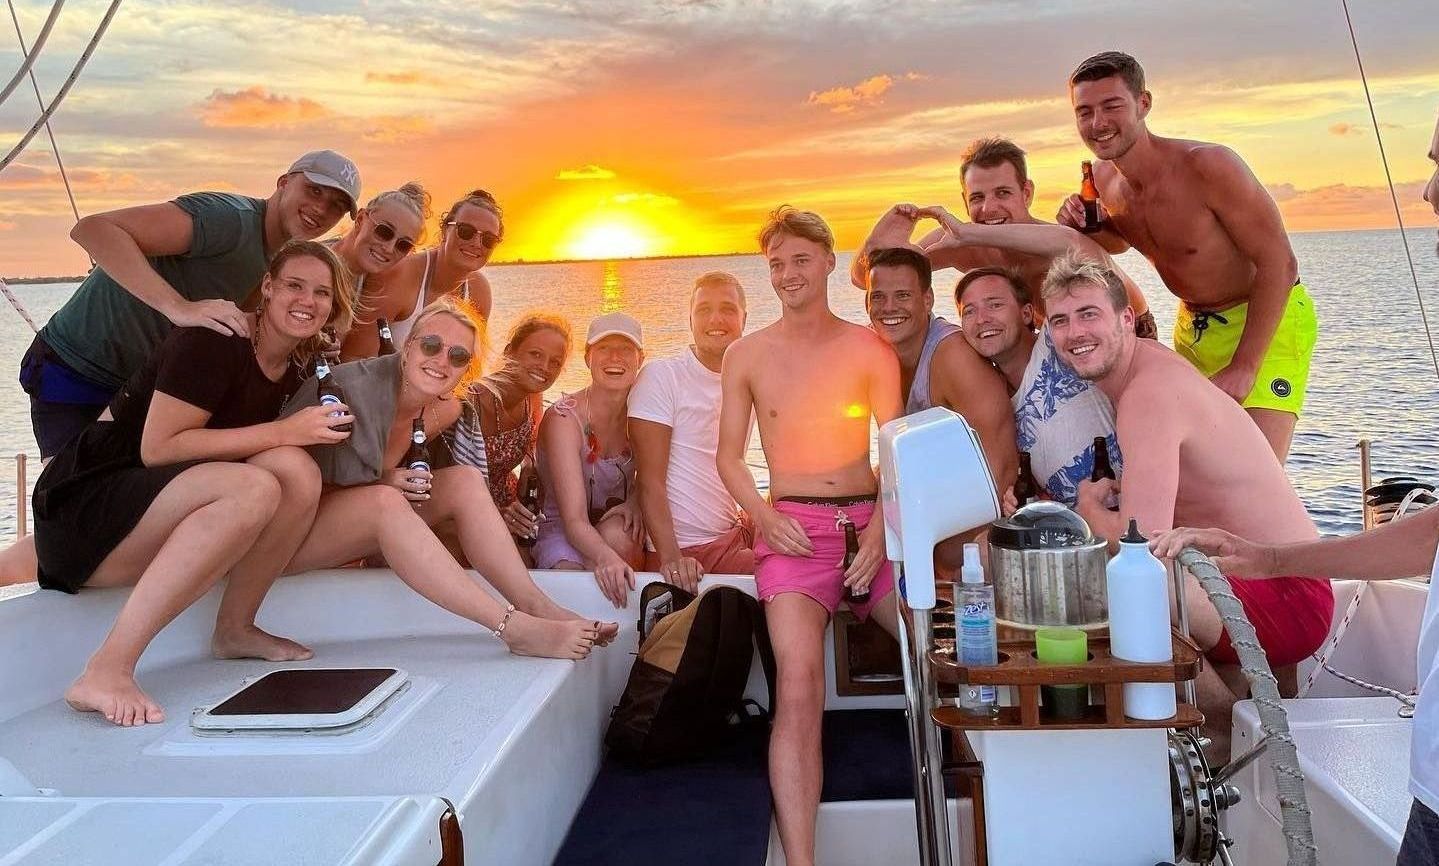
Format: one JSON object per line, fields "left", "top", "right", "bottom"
{"left": 601, "top": 261, "right": 624, "bottom": 313}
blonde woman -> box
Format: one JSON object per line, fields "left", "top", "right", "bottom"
{"left": 284, "top": 298, "right": 614, "bottom": 659}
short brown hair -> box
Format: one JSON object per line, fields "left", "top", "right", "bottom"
{"left": 1040, "top": 251, "right": 1127, "bottom": 312}
{"left": 758, "top": 205, "right": 834, "bottom": 254}
{"left": 691, "top": 271, "right": 746, "bottom": 310}
{"left": 1069, "top": 51, "right": 1146, "bottom": 97}
{"left": 960, "top": 137, "right": 1029, "bottom": 189}
{"left": 955, "top": 265, "right": 1030, "bottom": 307}
{"left": 867, "top": 247, "right": 933, "bottom": 293}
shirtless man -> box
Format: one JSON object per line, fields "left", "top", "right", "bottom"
{"left": 718, "top": 206, "right": 901, "bottom": 866}
{"left": 863, "top": 246, "right": 1016, "bottom": 486}
{"left": 1042, "top": 252, "right": 1331, "bottom": 758}
{"left": 1060, "top": 51, "right": 1315, "bottom": 462}
{"left": 851, "top": 136, "right": 1156, "bottom": 336}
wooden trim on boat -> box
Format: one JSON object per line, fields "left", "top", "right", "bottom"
{"left": 946, "top": 731, "right": 988, "bottom": 866}
{"left": 438, "top": 798, "right": 464, "bottom": 866}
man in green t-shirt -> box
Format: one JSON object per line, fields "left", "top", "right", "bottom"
{"left": 19, "top": 149, "right": 361, "bottom": 458}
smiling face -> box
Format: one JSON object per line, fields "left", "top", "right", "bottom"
{"left": 260, "top": 254, "right": 335, "bottom": 342}
{"left": 274, "top": 173, "right": 351, "bottom": 242}
{"left": 585, "top": 334, "right": 643, "bottom": 394}
{"left": 507, "top": 326, "right": 569, "bottom": 395}
{"left": 349, "top": 200, "right": 421, "bottom": 275}
{"left": 1071, "top": 75, "right": 1151, "bottom": 162}
{"left": 958, "top": 274, "right": 1033, "bottom": 362}
{"left": 962, "top": 161, "right": 1035, "bottom": 225}
{"left": 1044, "top": 281, "right": 1134, "bottom": 381}
{"left": 690, "top": 281, "right": 746, "bottom": 358}
{"left": 403, "top": 313, "right": 477, "bottom": 399}
{"left": 766, "top": 232, "right": 835, "bottom": 311}
{"left": 866, "top": 263, "right": 932, "bottom": 349}
{"left": 440, "top": 202, "right": 503, "bottom": 271}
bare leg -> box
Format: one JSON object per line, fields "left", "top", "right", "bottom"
{"left": 598, "top": 514, "right": 645, "bottom": 570}
{"left": 0, "top": 535, "right": 38, "bottom": 586}
{"left": 766, "top": 592, "right": 831, "bottom": 866}
{"left": 1246, "top": 407, "right": 1296, "bottom": 463}
{"left": 424, "top": 467, "right": 618, "bottom": 642}
{"left": 285, "top": 483, "right": 599, "bottom": 660}
{"left": 212, "top": 446, "right": 323, "bottom": 662}
{"left": 65, "top": 464, "right": 282, "bottom": 726}
{"left": 864, "top": 588, "right": 901, "bottom": 639}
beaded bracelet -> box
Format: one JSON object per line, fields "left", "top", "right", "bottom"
{"left": 493, "top": 603, "right": 516, "bottom": 639}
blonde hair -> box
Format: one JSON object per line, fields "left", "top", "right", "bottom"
{"left": 690, "top": 271, "right": 746, "bottom": 309}
{"left": 363, "top": 181, "right": 431, "bottom": 245}
{"left": 405, "top": 296, "right": 490, "bottom": 394}
{"left": 263, "top": 240, "right": 356, "bottom": 366}
{"left": 1039, "top": 250, "right": 1128, "bottom": 312}
{"left": 758, "top": 205, "right": 834, "bottom": 254}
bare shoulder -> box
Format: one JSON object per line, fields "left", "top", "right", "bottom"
{"left": 1181, "top": 141, "right": 1254, "bottom": 182}
{"left": 721, "top": 328, "right": 770, "bottom": 375}
{"left": 837, "top": 319, "right": 890, "bottom": 354}
{"left": 932, "top": 330, "right": 989, "bottom": 372}
{"left": 1121, "top": 343, "right": 1197, "bottom": 410}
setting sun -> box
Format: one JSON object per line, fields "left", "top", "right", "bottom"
{"left": 565, "top": 219, "right": 656, "bottom": 260}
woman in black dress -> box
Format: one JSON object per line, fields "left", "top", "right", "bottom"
{"left": 35, "top": 240, "right": 357, "bottom": 726}
{"left": 281, "top": 298, "right": 616, "bottom": 659}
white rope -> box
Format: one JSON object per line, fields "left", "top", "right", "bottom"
{"left": 0, "top": 279, "right": 38, "bottom": 333}
{"left": 0, "top": 0, "right": 62, "bottom": 108}
{"left": 0, "top": 0, "right": 122, "bottom": 174}
{"left": 8, "top": 0, "right": 82, "bottom": 224}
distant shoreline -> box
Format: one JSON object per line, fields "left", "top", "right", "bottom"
{"left": 5, "top": 225, "right": 1430, "bottom": 283}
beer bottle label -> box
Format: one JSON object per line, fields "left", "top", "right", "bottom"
{"left": 408, "top": 460, "right": 430, "bottom": 473}
{"left": 380, "top": 325, "right": 393, "bottom": 340}
{"left": 320, "top": 394, "right": 343, "bottom": 413}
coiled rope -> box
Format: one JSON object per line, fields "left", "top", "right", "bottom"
{"left": 1178, "top": 547, "right": 1317, "bottom": 866}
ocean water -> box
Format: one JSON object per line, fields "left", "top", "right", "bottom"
{"left": 2, "top": 227, "right": 1437, "bottom": 541}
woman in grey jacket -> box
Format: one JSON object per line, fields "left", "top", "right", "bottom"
{"left": 283, "top": 297, "right": 615, "bottom": 658}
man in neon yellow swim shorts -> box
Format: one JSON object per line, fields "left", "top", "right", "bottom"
{"left": 1059, "top": 50, "right": 1318, "bottom": 461}
{"left": 1174, "top": 283, "right": 1317, "bottom": 416}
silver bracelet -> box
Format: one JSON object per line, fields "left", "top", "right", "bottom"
{"left": 492, "top": 603, "right": 516, "bottom": 639}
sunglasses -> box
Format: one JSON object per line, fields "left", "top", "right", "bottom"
{"left": 444, "top": 220, "right": 502, "bottom": 250}
{"left": 371, "top": 221, "right": 416, "bottom": 255}
{"left": 416, "top": 334, "right": 473, "bottom": 368}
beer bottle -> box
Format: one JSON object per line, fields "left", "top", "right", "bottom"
{"left": 1090, "top": 436, "right": 1116, "bottom": 483}
{"left": 377, "top": 318, "right": 396, "bottom": 356}
{"left": 1080, "top": 160, "right": 1102, "bottom": 234}
{"left": 314, "top": 359, "right": 353, "bottom": 433}
{"left": 517, "top": 473, "right": 540, "bottom": 549}
{"left": 842, "top": 519, "right": 868, "bottom": 602}
{"left": 405, "top": 417, "right": 430, "bottom": 475}
{"left": 1014, "top": 451, "right": 1042, "bottom": 506}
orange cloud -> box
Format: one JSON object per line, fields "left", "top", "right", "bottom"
{"left": 0, "top": 163, "right": 135, "bottom": 191}
{"left": 360, "top": 114, "right": 434, "bottom": 143}
{"left": 0, "top": 220, "right": 17, "bottom": 231}
{"left": 197, "top": 86, "right": 332, "bottom": 129}
{"left": 556, "top": 164, "right": 617, "bottom": 181}
{"left": 1276, "top": 180, "right": 1431, "bottom": 230}
{"left": 807, "top": 72, "right": 927, "bottom": 114}
{"left": 1329, "top": 122, "right": 1362, "bottom": 137}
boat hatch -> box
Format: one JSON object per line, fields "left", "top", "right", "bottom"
{"left": 190, "top": 667, "right": 409, "bottom": 735}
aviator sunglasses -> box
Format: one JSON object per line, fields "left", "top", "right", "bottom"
{"left": 443, "top": 220, "right": 503, "bottom": 250}
{"left": 371, "top": 220, "right": 416, "bottom": 255}
{"left": 416, "top": 334, "right": 473, "bottom": 368}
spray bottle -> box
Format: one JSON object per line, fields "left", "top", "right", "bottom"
{"left": 957, "top": 543, "right": 999, "bottom": 716}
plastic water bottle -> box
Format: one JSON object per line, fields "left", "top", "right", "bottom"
{"left": 1106, "top": 519, "right": 1177, "bottom": 720}
{"left": 957, "top": 543, "right": 999, "bottom": 716}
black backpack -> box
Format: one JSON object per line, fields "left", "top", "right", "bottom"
{"left": 605, "top": 583, "right": 777, "bottom": 765}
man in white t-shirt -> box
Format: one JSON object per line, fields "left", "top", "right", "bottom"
{"left": 1158, "top": 112, "right": 1439, "bottom": 866}
{"left": 630, "top": 272, "right": 755, "bottom": 589}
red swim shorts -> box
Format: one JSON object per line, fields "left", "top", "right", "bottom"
{"left": 1207, "top": 575, "right": 1334, "bottom": 667}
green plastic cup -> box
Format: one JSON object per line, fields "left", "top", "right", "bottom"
{"left": 1035, "top": 628, "right": 1088, "bottom": 664}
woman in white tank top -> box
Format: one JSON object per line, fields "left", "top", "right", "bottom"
{"left": 343, "top": 189, "right": 501, "bottom": 357}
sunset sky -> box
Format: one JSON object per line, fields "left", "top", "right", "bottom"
{"left": 3, "top": 0, "right": 1439, "bottom": 275}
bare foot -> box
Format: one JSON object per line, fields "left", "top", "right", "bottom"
{"left": 212, "top": 624, "right": 314, "bottom": 661}
{"left": 520, "top": 596, "right": 620, "bottom": 645}
{"left": 501, "top": 613, "right": 599, "bottom": 660}
{"left": 65, "top": 669, "right": 166, "bottom": 727}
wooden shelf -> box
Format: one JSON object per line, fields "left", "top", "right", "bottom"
{"left": 928, "top": 629, "right": 1205, "bottom": 731}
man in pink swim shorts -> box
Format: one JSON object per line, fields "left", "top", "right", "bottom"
{"left": 717, "top": 206, "right": 902, "bottom": 866}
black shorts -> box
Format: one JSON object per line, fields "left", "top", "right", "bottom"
{"left": 19, "top": 335, "right": 113, "bottom": 459}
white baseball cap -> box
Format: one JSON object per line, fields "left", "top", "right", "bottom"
{"left": 586, "top": 312, "right": 643, "bottom": 349}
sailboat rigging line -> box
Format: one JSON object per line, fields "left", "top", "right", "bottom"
{"left": 0, "top": 279, "right": 39, "bottom": 333}
{"left": 0, "top": 0, "right": 121, "bottom": 175}
{"left": 0, "top": 0, "right": 61, "bottom": 108}
{"left": 1340, "top": 0, "right": 1439, "bottom": 383}
{"left": 8, "top": 0, "right": 81, "bottom": 224}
